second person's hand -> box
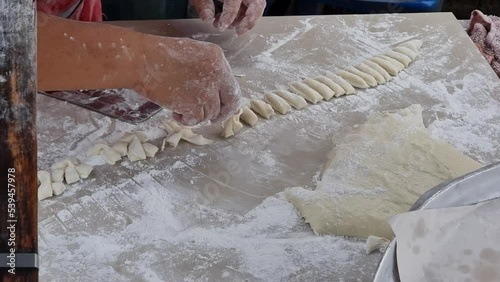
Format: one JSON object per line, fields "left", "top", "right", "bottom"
{"left": 192, "top": 0, "right": 266, "bottom": 35}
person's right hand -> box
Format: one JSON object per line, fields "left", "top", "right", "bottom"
{"left": 134, "top": 35, "right": 241, "bottom": 126}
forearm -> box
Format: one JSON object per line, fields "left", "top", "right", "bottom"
{"left": 37, "top": 12, "right": 148, "bottom": 91}
{"left": 36, "top": 12, "right": 241, "bottom": 125}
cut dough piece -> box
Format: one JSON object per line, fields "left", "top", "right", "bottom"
{"left": 365, "top": 236, "right": 391, "bottom": 254}
{"left": 64, "top": 166, "right": 80, "bottom": 184}
{"left": 378, "top": 55, "right": 405, "bottom": 71}
{"left": 181, "top": 133, "right": 214, "bottom": 146}
{"left": 314, "top": 76, "right": 346, "bottom": 97}
{"left": 284, "top": 105, "right": 481, "bottom": 239}
{"left": 112, "top": 142, "right": 128, "bottom": 157}
{"left": 162, "top": 120, "right": 182, "bottom": 136}
{"left": 127, "top": 136, "right": 147, "bottom": 162}
{"left": 38, "top": 171, "right": 52, "bottom": 184}
{"left": 51, "top": 168, "right": 65, "bottom": 183}
{"left": 345, "top": 66, "right": 378, "bottom": 87}
{"left": 364, "top": 60, "right": 392, "bottom": 82}
{"left": 240, "top": 106, "right": 259, "bottom": 126}
{"left": 51, "top": 159, "right": 74, "bottom": 171}
{"left": 119, "top": 132, "right": 147, "bottom": 143}
{"left": 88, "top": 144, "right": 122, "bottom": 165}
{"left": 303, "top": 78, "right": 335, "bottom": 100}
{"left": 385, "top": 50, "right": 412, "bottom": 67}
{"left": 163, "top": 132, "right": 183, "bottom": 148}
{"left": 162, "top": 120, "right": 214, "bottom": 148}
{"left": 40, "top": 160, "right": 92, "bottom": 200}
{"left": 356, "top": 63, "right": 386, "bottom": 84}
{"left": 38, "top": 171, "right": 53, "bottom": 201}
{"left": 393, "top": 46, "right": 418, "bottom": 61}
{"left": 369, "top": 57, "right": 400, "bottom": 76}
{"left": 221, "top": 109, "right": 244, "bottom": 138}
{"left": 50, "top": 158, "right": 93, "bottom": 184}
{"left": 337, "top": 69, "right": 370, "bottom": 89}
{"left": 264, "top": 92, "right": 291, "bottom": 114}
{"left": 75, "top": 164, "right": 93, "bottom": 179}
{"left": 142, "top": 143, "right": 159, "bottom": 158}
{"left": 325, "top": 72, "right": 356, "bottom": 94}
{"left": 400, "top": 39, "right": 423, "bottom": 52}
{"left": 115, "top": 132, "right": 158, "bottom": 161}
{"left": 51, "top": 182, "right": 67, "bottom": 196}
{"left": 274, "top": 90, "right": 308, "bottom": 109}
{"left": 250, "top": 99, "right": 275, "bottom": 119}
{"left": 289, "top": 82, "right": 323, "bottom": 104}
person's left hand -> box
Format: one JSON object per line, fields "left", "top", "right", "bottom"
{"left": 192, "top": 0, "right": 266, "bottom": 35}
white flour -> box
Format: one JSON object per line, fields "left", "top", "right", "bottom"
{"left": 39, "top": 173, "right": 373, "bottom": 281}
{"left": 38, "top": 14, "right": 500, "bottom": 282}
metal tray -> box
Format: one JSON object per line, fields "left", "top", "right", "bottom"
{"left": 373, "top": 161, "right": 500, "bottom": 282}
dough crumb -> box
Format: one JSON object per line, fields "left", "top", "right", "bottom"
{"left": 365, "top": 235, "right": 391, "bottom": 254}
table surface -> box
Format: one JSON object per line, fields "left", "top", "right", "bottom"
{"left": 38, "top": 13, "right": 500, "bottom": 281}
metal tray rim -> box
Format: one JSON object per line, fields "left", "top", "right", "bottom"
{"left": 373, "top": 161, "right": 500, "bottom": 282}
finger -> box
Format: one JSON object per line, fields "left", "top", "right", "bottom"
{"left": 213, "top": 13, "right": 222, "bottom": 28}
{"left": 172, "top": 112, "right": 184, "bottom": 124}
{"left": 191, "top": 0, "right": 215, "bottom": 22}
{"left": 172, "top": 89, "right": 221, "bottom": 126}
{"left": 228, "top": 4, "right": 247, "bottom": 29}
{"left": 172, "top": 106, "right": 205, "bottom": 126}
{"left": 236, "top": 0, "right": 266, "bottom": 35}
{"left": 203, "top": 91, "right": 222, "bottom": 121}
{"left": 216, "top": 0, "right": 243, "bottom": 31}
{"left": 173, "top": 113, "right": 201, "bottom": 126}
{"left": 213, "top": 76, "right": 242, "bottom": 123}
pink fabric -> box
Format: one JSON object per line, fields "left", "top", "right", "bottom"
{"left": 468, "top": 10, "right": 500, "bottom": 77}
{"left": 37, "top": 0, "right": 102, "bottom": 22}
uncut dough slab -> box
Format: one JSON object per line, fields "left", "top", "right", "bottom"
{"left": 285, "top": 105, "right": 482, "bottom": 239}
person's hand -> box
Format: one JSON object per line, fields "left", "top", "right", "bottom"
{"left": 192, "top": 0, "right": 266, "bottom": 35}
{"left": 135, "top": 36, "right": 241, "bottom": 126}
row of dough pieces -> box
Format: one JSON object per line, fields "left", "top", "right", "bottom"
{"left": 38, "top": 123, "right": 214, "bottom": 200}
{"left": 38, "top": 39, "right": 423, "bottom": 200}
{"left": 222, "top": 39, "right": 423, "bottom": 138}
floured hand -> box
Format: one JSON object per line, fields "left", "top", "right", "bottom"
{"left": 192, "top": 0, "right": 266, "bottom": 35}
{"left": 135, "top": 36, "right": 241, "bottom": 126}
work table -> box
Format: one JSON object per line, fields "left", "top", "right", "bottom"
{"left": 38, "top": 13, "right": 500, "bottom": 281}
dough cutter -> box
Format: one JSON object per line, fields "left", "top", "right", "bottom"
{"left": 40, "top": 89, "right": 162, "bottom": 124}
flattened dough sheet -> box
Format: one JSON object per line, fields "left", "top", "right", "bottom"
{"left": 285, "top": 105, "right": 482, "bottom": 239}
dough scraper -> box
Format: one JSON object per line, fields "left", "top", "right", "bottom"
{"left": 40, "top": 89, "right": 162, "bottom": 124}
